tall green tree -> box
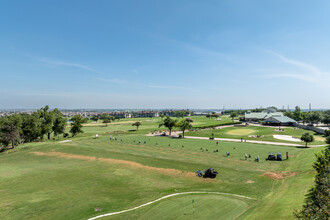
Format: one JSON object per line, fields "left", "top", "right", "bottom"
{"left": 284, "top": 111, "right": 294, "bottom": 119}
{"left": 322, "top": 110, "right": 330, "bottom": 126}
{"left": 38, "top": 105, "right": 54, "bottom": 140}
{"left": 159, "top": 117, "right": 177, "bottom": 135}
{"left": 21, "top": 113, "right": 42, "bottom": 143}
{"left": 293, "top": 106, "right": 302, "bottom": 121}
{"left": 69, "top": 115, "right": 87, "bottom": 137}
{"left": 175, "top": 119, "right": 192, "bottom": 138}
{"left": 132, "top": 121, "right": 142, "bottom": 131}
{"left": 294, "top": 146, "right": 329, "bottom": 219}
{"left": 52, "top": 108, "right": 66, "bottom": 137}
{"left": 301, "top": 133, "right": 314, "bottom": 147}
{"left": 230, "top": 112, "right": 238, "bottom": 121}
{"left": 90, "top": 115, "right": 99, "bottom": 122}
{"left": 301, "top": 112, "right": 309, "bottom": 125}
{"left": 307, "top": 112, "right": 322, "bottom": 125}
{"left": 0, "top": 114, "right": 22, "bottom": 148}
{"left": 100, "top": 114, "right": 112, "bottom": 127}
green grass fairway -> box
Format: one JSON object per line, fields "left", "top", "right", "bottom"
{"left": 185, "top": 125, "right": 326, "bottom": 144}
{"left": 106, "top": 194, "right": 249, "bottom": 220}
{"left": 0, "top": 116, "right": 327, "bottom": 220}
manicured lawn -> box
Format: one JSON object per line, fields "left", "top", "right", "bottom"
{"left": 185, "top": 125, "right": 326, "bottom": 145}
{"left": 0, "top": 116, "right": 327, "bottom": 220}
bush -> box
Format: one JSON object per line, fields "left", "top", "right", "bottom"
{"left": 326, "top": 136, "right": 330, "bottom": 145}
{"left": 325, "top": 130, "right": 330, "bottom": 137}
{"left": 63, "top": 133, "right": 69, "bottom": 138}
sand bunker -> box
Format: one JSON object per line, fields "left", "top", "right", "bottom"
{"left": 273, "top": 135, "right": 302, "bottom": 142}
{"left": 58, "top": 140, "right": 72, "bottom": 143}
{"left": 30, "top": 151, "right": 194, "bottom": 177}
{"left": 262, "top": 172, "right": 298, "bottom": 180}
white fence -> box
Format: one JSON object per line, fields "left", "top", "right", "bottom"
{"left": 293, "top": 123, "right": 327, "bottom": 135}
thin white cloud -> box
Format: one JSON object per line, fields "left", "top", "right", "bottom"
{"left": 97, "top": 77, "right": 192, "bottom": 91}
{"left": 264, "top": 50, "right": 330, "bottom": 86}
{"left": 147, "top": 84, "right": 188, "bottom": 89}
{"left": 97, "top": 77, "right": 127, "bottom": 84}
{"left": 266, "top": 50, "right": 319, "bottom": 73}
{"left": 39, "top": 58, "right": 104, "bottom": 75}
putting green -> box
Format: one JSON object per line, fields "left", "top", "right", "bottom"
{"left": 106, "top": 194, "right": 249, "bottom": 220}
{"left": 226, "top": 129, "right": 256, "bottom": 135}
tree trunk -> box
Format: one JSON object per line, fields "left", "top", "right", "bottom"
{"left": 169, "top": 129, "right": 172, "bottom": 135}
{"left": 48, "top": 132, "right": 51, "bottom": 140}
{"left": 182, "top": 130, "right": 185, "bottom": 138}
{"left": 305, "top": 142, "right": 307, "bottom": 147}
{"left": 11, "top": 140, "right": 15, "bottom": 149}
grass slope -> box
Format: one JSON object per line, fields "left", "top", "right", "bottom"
{"left": 0, "top": 116, "right": 326, "bottom": 220}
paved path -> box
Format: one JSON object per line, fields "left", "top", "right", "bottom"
{"left": 183, "top": 136, "right": 326, "bottom": 148}
{"left": 88, "top": 191, "right": 252, "bottom": 220}
{"left": 148, "top": 132, "right": 326, "bottom": 147}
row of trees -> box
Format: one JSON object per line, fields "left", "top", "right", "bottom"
{"left": 0, "top": 106, "right": 67, "bottom": 148}
{"left": 206, "top": 112, "right": 221, "bottom": 119}
{"left": 158, "top": 116, "right": 193, "bottom": 137}
{"left": 90, "top": 114, "right": 120, "bottom": 125}
{"left": 284, "top": 106, "right": 330, "bottom": 125}
{"left": 0, "top": 106, "right": 92, "bottom": 149}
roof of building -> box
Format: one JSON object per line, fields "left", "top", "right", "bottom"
{"left": 245, "top": 111, "right": 283, "bottom": 119}
{"left": 263, "top": 116, "right": 296, "bottom": 123}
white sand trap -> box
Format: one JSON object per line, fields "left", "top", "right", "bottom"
{"left": 273, "top": 135, "right": 302, "bottom": 142}
{"left": 58, "top": 140, "right": 72, "bottom": 143}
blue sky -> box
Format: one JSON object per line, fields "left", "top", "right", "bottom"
{"left": 1, "top": 0, "right": 330, "bottom": 109}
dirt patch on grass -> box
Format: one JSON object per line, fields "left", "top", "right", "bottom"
{"left": 30, "top": 151, "right": 194, "bottom": 177}
{"left": 246, "top": 180, "right": 254, "bottom": 183}
{"left": 262, "top": 172, "right": 298, "bottom": 180}
{"left": 31, "top": 151, "right": 96, "bottom": 160}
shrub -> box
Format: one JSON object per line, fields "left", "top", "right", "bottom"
{"left": 325, "top": 130, "right": 330, "bottom": 137}
{"left": 326, "top": 136, "right": 330, "bottom": 145}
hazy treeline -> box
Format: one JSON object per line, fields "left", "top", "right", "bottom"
{"left": 284, "top": 106, "right": 330, "bottom": 125}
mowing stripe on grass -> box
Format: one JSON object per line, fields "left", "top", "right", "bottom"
{"left": 88, "top": 191, "right": 252, "bottom": 220}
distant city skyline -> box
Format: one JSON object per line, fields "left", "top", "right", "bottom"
{"left": 1, "top": 1, "right": 330, "bottom": 109}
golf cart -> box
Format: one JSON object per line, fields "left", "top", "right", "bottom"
{"left": 266, "top": 152, "right": 282, "bottom": 161}
{"left": 196, "top": 168, "right": 218, "bottom": 178}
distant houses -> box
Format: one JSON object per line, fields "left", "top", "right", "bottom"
{"left": 133, "top": 111, "right": 159, "bottom": 118}
{"left": 244, "top": 107, "right": 296, "bottom": 126}
{"left": 108, "top": 112, "right": 132, "bottom": 118}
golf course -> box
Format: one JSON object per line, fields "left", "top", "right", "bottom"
{"left": 0, "top": 116, "right": 327, "bottom": 219}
